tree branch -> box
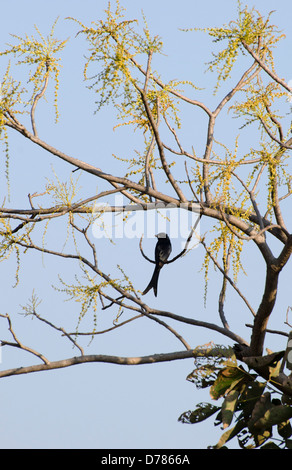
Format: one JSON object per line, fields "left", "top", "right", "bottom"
{"left": 31, "top": 59, "right": 50, "bottom": 136}
{"left": 0, "top": 350, "right": 198, "bottom": 378}
{"left": 4, "top": 119, "right": 181, "bottom": 207}
{"left": 199, "top": 237, "right": 256, "bottom": 317}
{"left": 250, "top": 235, "right": 292, "bottom": 356}
{"left": 241, "top": 40, "right": 292, "bottom": 93}
{"left": 0, "top": 313, "right": 50, "bottom": 365}
{"left": 138, "top": 87, "right": 187, "bottom": 202}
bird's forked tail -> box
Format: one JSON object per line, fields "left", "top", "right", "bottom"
{"left": 142, "top": 266, "right": 160, "bottom": 297}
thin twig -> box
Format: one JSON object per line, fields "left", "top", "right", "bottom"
{"left": 258, "top": 116, "right": 292, "bottom": 150}
{"left": 219, "top": 206, "right": 281, "bottom": 241}
{"left": 199, "top": 237, "right": 256, "bottom": 317}
{"left": 141, "top": 311, "right": 191, "bottom": 350}
{"left": 265, "top": 102, "right": 284, "bottom": 142}
{"left": 0, "top": 313, "right": 50, "bottom": 364}
{"left": 218, "top": 244, "right": 232, "bottom": 330}
{"left": 231, "top": 169, "right": 266, "bottom": 234}
{"left": 136, "top": 85, "right": 187, "bottom": 202}
{"left": 184, "top": 161, "right": 200, "bottom": 203}
{"left": 241, "top": 40, "right": 292, "bottom": 93}
{"left": 143, "top": 50, "right": 153, "bottom": 93}
{"left": 245, "top": 323, "right": 289, "bottom": 338}
{"left": 31, "top": 59, "right": 50, "bottom": 136}
{"left": 30, "top": 311, "right": 84, "bottom": 355}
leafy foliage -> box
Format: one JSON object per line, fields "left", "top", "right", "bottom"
{"left": 0, "top": 18, "right": 67, "bottom": 121}
{"left": 197, "top": 2, "right": 285, "bottom": 94}
{"left": 179, "top": 343, "right": 292, "bottom": 448}
{"left": 69, "top": 2, "right": 162, "bottom": 118}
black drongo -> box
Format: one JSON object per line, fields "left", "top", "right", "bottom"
{"left": 143, "top": 233, "right": 172, "bottom": 297}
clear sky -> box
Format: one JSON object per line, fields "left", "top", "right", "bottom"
{"left": 0, "top": 0, "right": 292, "bottom": 449}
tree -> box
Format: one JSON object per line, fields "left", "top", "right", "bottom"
{"left": 1, "top": 1, "right": 292, "bottom": 448}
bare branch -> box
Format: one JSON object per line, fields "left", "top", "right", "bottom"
{"left": 162, "top": 141, "right": 265, "bottom": 166}
{"left": 31, "top": 59, "right": 50, "bottom": 136}
{"left": 141, "top": 311, "right": 191, "bottom": 350}
{"left": 122, "top": 47, "right": 213, "bottom": 116}
{"left": 66, "top": 314, "right": 143, "bottom": 335}
{"left": 241, "top": 40, "right": 292, "bottom": 93}
{"left": 264, "top": 102, "right": 284, "bottom": 142}
{"left": 29, "top": 311, "right": 84, "bottom": 355}
{"left": 147, "top": 307, "right": 248, "bottom": 346}
{"left": 5, "top": 119, "right": 181, "bottom": 206}
{"left": 201, "top": 61, "right": 260, "bottom": 203}
{"left": 218, "top": 243, "right": 232, "bottom": 330}
{"left": 250, "top": 236, "right": 292, "bottom": 356}
{"left": 199, "top": 237, "right": 256, "bottom": 317}
{"left": 213, "top": 61, "right": 260, "bottom": 117}
{"left": 245, "top": 323, "right": 289, "bottom": 338}
{"left": 269, "top": 137, "right": 292, "bottom": 232}
{"left": 0, "top": 350, "right": 198, "bottom": 379}
{"left": 218, "top": 205, "right": 281, "bottom": 242}
{"left": 184, "top": 161, "right": 200, "bottom": 203}
{"left": 143, "top": 50, "right": 153, "bottom": 93}
{"left": 0, "top": 313, "right": 50, "bottom": 364}
{"left": 231, "top": 169, "right": 266, "bottom": 234}
{"left": 137, "top": 86, "right": 187, "bottom": 202}
{"left": 259, "top": 116, "right": 292, "bottom": 150}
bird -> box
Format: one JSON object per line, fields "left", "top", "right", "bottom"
{"left": 142, "top": 232, "right": 172, "bottom": 297}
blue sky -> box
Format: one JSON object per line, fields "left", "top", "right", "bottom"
{"left": 0, "top": 0, "right": 292, "bottom": 449}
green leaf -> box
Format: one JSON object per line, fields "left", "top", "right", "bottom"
{"left": 178, "top": 402, "right": 220, "bottom": 424}
{"left": 254, "top": 428, "right": 272, "bottom": 447}
{"left": 237, "top": 427, "right": 271, "bottom": 449}
{"left": 248, "top": 392, "right": 272, "bottom": 431}
{"left": 186, "top": 363, "right": 218, "bottom": 389}
{"left": 285, "top": 439, "right": 292, "bottom": 449}
{"left": 254, "top": 405, "right": 292, "bottom": 430}
{"left": 221, "top": 389, "right": 240, "bottom": 429}
{"left": 210, "top": 366, "right": 248, "bottom": 400}
{"left": 213, "top": 420, "right": 246, "bottom": 449}
{"left": 277, "top": 420, "right": 292, "bottom": 439}
{"left": 239, "top": 381, "right": 266, "bottom": 419}
{"left": 260, "top": 441, "right": 280, "bottom": 449}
